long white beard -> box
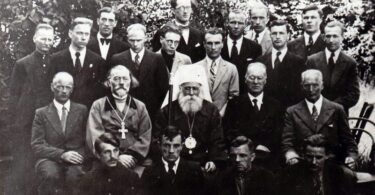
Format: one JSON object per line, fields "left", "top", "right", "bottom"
{"left": 178, "top": 93, "right": 203, "bottom": 115}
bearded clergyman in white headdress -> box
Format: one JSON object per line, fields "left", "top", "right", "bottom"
{"left": 154, "top": 64, "right": 227, "bottom": 173}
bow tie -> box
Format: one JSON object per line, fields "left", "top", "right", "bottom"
{"left": 100, "top": 38, "right": 111, "bottom": 45}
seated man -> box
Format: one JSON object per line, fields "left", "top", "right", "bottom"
{"left": 280, "top": 134, "right": 357, "bottom": 195}
{"left": 79, "top": 133, "right": 140, "bottom": 195}
{"left": 31, "top": 72, "right": 88, "bottom": 194}
{"left": 86, "top": 65, "right": 152, "bottom": 174}
{"left": 213, "top": 136, "right": 274, "bottom": 195}
{"left": 142, "top": 126, "right": 205, "bottom": 195}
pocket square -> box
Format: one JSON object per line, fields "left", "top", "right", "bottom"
{"left": 195, "top": 43, "right": 200, "bottom": 47}
{"left": 89, "top": 64, "right": 93, "bottom": 68}
{"left": 328, "top": 124, "right": 334, "bottom": 127}
{"left": 246, "top": 58, "right": 253, "bottom": 61}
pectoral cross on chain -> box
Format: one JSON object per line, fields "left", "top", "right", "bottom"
{"left": 119, "top": 121, "right": 128, "bottom": 139}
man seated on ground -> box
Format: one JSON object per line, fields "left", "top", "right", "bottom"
{"left": 79, "top": 133, "right": 140, "bottom": 195}
{"left": 142, "top": 126, "right": 205, "bottom": 195}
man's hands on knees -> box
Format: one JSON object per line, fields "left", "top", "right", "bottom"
{"left": 61, "top": 151, "right": 84, "bottom": 164}
{"left": 118, "top": 154, "right": 136, "bottom": 168}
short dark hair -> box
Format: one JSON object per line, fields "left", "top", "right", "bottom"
{"left": 94, "top": 133, "right": 119, "bottom": 154}
{"left": 98, "top": 7, "right": 117, "bottom": 20}
{"left": 269, "top": 19, "right": 290, "bottom": 34}
{"left": 302, "top": 4, "right": 323, "bottom": 18}
{"left": 204, "top": 27, "right": 224, "bottom": 42}
{"left": 230, "top": 136, "right": 255, "bottom": 153}
{"left": 160, "top": 125, "right": 183, "bottom": 142}
{"left": 170, "top": 0, "right": 192, "bottom": 9}
{"left": 160, "top": 24, "right": 181, "bottom": 38}
{"left": 303, "top": 134, "right": 328, "bottom": 152}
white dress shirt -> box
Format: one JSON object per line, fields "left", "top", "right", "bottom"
{"left": 305, "top": 95, "right": 323, "bottom": 116}
{"left": 162, "top": 157, "right": 180, "bottom": 174}
{"left": 227, "top": 35, "right": 243, "bottom": 58}
{"left": 130, "top": 48, "right": 145, "bottom": 63}
{"left": 248, "top": 92, "right": 263, "bottom": 110}
{"left": 271, "top": 47, "right": 288, "bottom": 69}
{"left": 69, "top": 45, "right": 86, "bottom": 67}
{"left": 304, "top": 31, "right": 321, "bottom": 46}
{"left": 53, "top": 99, "right": 70, "bottom": 120}
{"left": 251, "top": 29, "right": 266, "bottom": 43}
{"left": 325, "top": 48, "right": 341, "bottom": 64}
{"left": 97, "top": 33, "right": 113, "bottom": 60}
{"left": 175, "top": 20, "right": 190, "bottom": 44}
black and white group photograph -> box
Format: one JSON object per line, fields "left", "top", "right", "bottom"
{"left": 0, "top": 0, "right": 374, "bottom": 194}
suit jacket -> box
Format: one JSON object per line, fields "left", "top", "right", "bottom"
{"left": 258, "top": 51, "right": 306, "bottom": 107}
{"left": 306, "top": 51, "right": 360, "bottom": 111}
{"left": 151, "top": 22, "right": 205, "bottom": 63}
{"left": 245, "top": 29, "right": 273, "bottom": 55}
{"left": 156, "top": 50, "right": 192, "bottom": 74}
{"left": 109, "top": 49, "right": 169, "bottom": 120}
{"left": 221, "top": 37, "right": 262, "bottom": 94}
{"left": 193, "top": 58, "right": 239, "bottom": 113}
{"left": 31, "top": 102, "right": 88, "bottom": 164}
{"left": 50, "top": 48, "right": 106, "bottom": 108}
{"left": 87, "top": 34, "right": 129, "bottom": 64}
{"left": 282, "top": 98, "right": 358, "bottom": 161}
{"left": 142, "top": 159, "right": 205, "bottom": 195}
{"left": 287, "top": 34, "right": 325, "bottom": 60}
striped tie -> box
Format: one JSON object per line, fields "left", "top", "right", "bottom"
{"left": 210, "top": 61, "right": 216, "bottom": 88}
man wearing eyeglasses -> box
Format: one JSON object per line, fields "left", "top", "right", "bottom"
{"left": 151, "top": 0, "right": 205, "bottom": 63}
{"left": 156, "top": 24, "right": 192, "bottom": 74}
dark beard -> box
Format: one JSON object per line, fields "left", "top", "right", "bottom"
{"left": 178, "top": 93, "right": 203, "bottom": 115}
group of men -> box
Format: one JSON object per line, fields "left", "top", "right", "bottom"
{"left": 7, "top": 0, "right": 361, "bottom": 194}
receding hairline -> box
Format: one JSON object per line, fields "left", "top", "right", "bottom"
{"left": 52, "top": 72, "right": 74, "bottom": 84}
{"left": 108, "top": 65, "right": 131, "bottom": 78}
{"left": 301, "top": 69, "right": 323, "bottom": 83}
{"left": 245, "top": 62, "right": 267, "bottom": 77}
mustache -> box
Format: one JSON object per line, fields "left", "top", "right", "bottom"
{"left": 178, "top": 94, "right": 203, "bottom": 114}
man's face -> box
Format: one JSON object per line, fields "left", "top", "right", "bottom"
{"left": 250, "top": 9, "right": 269, "bottom": 33}
{"left": 324, "top": 26, "right": 343, "bottom": 52}
{"left": 174, "top": 0, "right": 192, "bottom": 24}
{"left": 97, "top": 12, "right": 117, "bottom": 37}
{"left": 179, "top": 82, "right": 203, "bottom": 114}
{"left": 302, "top": 74, "right": 323, "bottom": 102}
{"left": 181, "top": 82, "right": 200, "bottom": 97}
{"left": 34, "top": 28, "right": 54, "bottom": 54}
{"left": 302, "top": 10, "right": 322, "bottom": 34}
{"left": 305, "top": 145, "right": 327, "bottom": 172}
{"left": 161, "top": 135, "right": 183, "bottom": 162}
{"left": 51, "top": 78, "right": 73, "bottom": 104}
{"left": 128, "top": 30, "right": 146, "bottom": 53}
{"left": 230, "top": 144, "right": 255, "bottom": 172}
{"left": 245, "top": 66, "right": 267, "bottom": 96}
{"left": 270, "top": 25, "right": 288, "bottom": 50}
{"left": 160, "top": 32, "right": 181, "bottom": 55}
{"left": 204, "top": 33, "right": 223, "bottom": 59}
{"left": 228, "top": 14, "right": 246, "bottom": 39}
{"left": 99, "top": 142, "right": 120, "bottom": 167}
{"left": 109, "top": 67, "right": 131, "bottom": 98}
{"left": 69, "top": 24, "right": 91, "bottom": 49}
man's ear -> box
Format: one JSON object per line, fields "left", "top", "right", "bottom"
{"left": 250, "top": 153, "right": 256, "bottom": 162}
{"left": 104, "top": 80, "right": 110, "bottom": 88}
{"left": 68, "top": 29, "right": 73, "bottom": 39}
{"left": 50, "top": 83, "right": 54, "bottom": 92}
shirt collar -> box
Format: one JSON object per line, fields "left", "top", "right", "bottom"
{"left": 174, "top": 20, "right": 190, "bottom": 27}
{"left": 253, "top": 29, "right": 266, "bottom": 42}
{"left": 162, "top": 157, "right": 180, "bottom": 173}
{"left": 69, "top": 45, "right": 86, "bottom": 62}
{"left": 227, "top": 35, "right": 243, "bottom": 47}
{"left": 53, "top": 99, "right": 70, "bottom": 112}
{"left": 304, "top": 31, "right": 321, "bottom": 45}
{"left": 130, "top": 48, "right": 145, "bottom": 61}
{"left": 272, "top": 47, "right": 288, "bottom": 61}
{"left": 248, "top": 92, "right": 264, "bottom": 105}
{"left": 305, "top": 95, "right": 323, "bottom": 115}
{"left": 325, "top": 48, "right": 341, "bottom": 63}
{"left": 206, "top": 56, "right": 222, "bottom": 66}
{"left": 97, "top": 33, "right": 113, "bottom": 43}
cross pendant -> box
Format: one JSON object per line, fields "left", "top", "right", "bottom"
{"left": 118, "top": 122, "right": 128, "bottom": 139}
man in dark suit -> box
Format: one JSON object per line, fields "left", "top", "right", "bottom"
{"left": 151, "top": 0, "right": 205, "bottom": 63}
{"left": 288, "top": 4, "right": 325, "bottom": 61}
{"left": 224, "top": 62, "right": 283, "bottom": 170}
{"left": 87, "top": 7, "right": 129, "bottom": 65}
{"left": 31, "top": 72, "right": 88, "bottom": 194}
{"left": 306, "top": 20, "right": 359, "bottom": 112}
{"left": 50, "top": 17, "right": 106, "bottom": 108}
{"left": 109, "top": 23, "right": 169, "bottom": 121}
{"left": 282, "top": 69, "right": 358, "bottom": 169}
{"left": 258, "top": 20, "right": 305, "bottom": 108}
{"left": 213, "top": 136, "right": 274, "bottom": 195}
{"left": 221, "top": 10, "right": 262, "bottom": 94}
{"left": 142, "top": 126, "right": 205, "bottom": 195}
{"left": 7, "top": 23, "right": 54, "bottom": 195}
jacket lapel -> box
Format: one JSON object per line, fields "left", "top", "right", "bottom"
{"left": 46, "top": 103, "right": 65, "bottom": 136}
{"left": 64, "top": 103, "right": 79, "bottom": 137}
{"left": 295, "top": 101, "right": 316, "bottom": 132}
{"left": 316, "top": 98, "right": 334, "bottom": 132}
{"left": 212, "top": 58, "right": 226, "bottom": 92}
{"left": 138, "top": 50, "right": 151, "bottom": 83}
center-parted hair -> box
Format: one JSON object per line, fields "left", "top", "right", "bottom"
{"left": 230, "top": 136, "right": 255, "bottom": 153}
{"left": 94, "top": 132, "right": 120, "bottom": 154}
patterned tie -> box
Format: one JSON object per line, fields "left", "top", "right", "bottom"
{"left": 231, "top": 40, "right": 238, "bottom": 59}
{"left": 253, "top": 99, "right": 260, "bottom": 112}
{"left": 307, "top": 35, "right": 313, "bottom": 54}
{"left": 254, "top": 32, "right": 259, "bottom": 44}
{"left": 274, "top": 51, "right": 282, "bottom": 69}
{"left": 135, "top": 53, "right": 140, "bottom": 65}
{"left": 312, "top": 105, "right": 318, "bottom": 121}
{"left": 75, "top": 52, "right": 82, "bottom": 74}
{"left": 61, "top": 106, "right": 67, "bottom": 133}
{"left": 167, "top": 161, "right": 176, "bottom": 183}
{"left": 210, "top": 61, "right": 217, "bottom": 88}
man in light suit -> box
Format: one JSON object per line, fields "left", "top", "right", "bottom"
{"left": 50, "top": 17, "right": 106, "bottom": 109}
{"left": 244, "top": 4, "right": 272, "bottom": 55}
{"left": 157, "top": 24, "right": 192, "bottom": 74}
{"left": 31, "top": 72, "right": 88, "bottom": 194}
{"left": 87, "top": 7, "right": 129, "bottom": 65}
{"left": 151, "top": 0, "right": 205, "bottom": 63}
{"left": 282, "top": 69, "right": 358, "bottom": 169}
{"left": 306, "top": 21, "right": 359, "bottom": 113}
{"left": 288, "top": 4, "right": 325, "bottom": 61}
{"left": 194, "top": 27, "right": 239, "bottom": 116}
{"left": 221, "top": 9, "right": 262, "bottom": 94}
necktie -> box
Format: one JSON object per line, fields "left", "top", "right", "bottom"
{"left": 135, "top": 53, "right": 140, "bottom": 65}
{"left": 100, "top": 38, "right": 111, "bottom": 45}
{"left": 253, "top": 99, "right": 259, "bottom": 112}
{"left": 236, "top": 173, "right": 245, "bottom": 195}
{"left": 210, "top": 61, "right": 216, "bottom": 88}
{"left": 75, "top": 52, "right": 82, "bottom": 73}
{"left": 328, "top": 52, "right": 335, "bottom": 74}
{"left": 312, "top": 105, "right": 318, "bottom": 121}
{"left": 307, "top": 35, "right": 313, "bottom": 53}
{"left": 274, "top": 51, "right": 282, "bottom": 69}
{"left": 313, "top": 175, "right": 323, "bottom": 195}
{"left": 61, "top": 106, "right": 67, "bottom": 133}
{"left": 167, "top": 161, "right": 176, "bottom": 183}
{"left": 254, "top": 32, "right": 259, "bottom": 43}
{"left": 231, "top": 40, "right": 238, "bottom": 59}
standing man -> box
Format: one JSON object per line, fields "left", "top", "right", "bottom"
{"left": 110, "top": 23, "right": 169, "bottom": 121}
{"left": 151, "top": 0, "right": 205, "bottom": 63}
{"left": 258, "top": 20, "right": 305, "bottom": 107}
{"left": 194, "top": 27, "right": 239, "bottom": 116}
{"left": 87, "top": 7, "right": 129, "bottom": 64}
{"left": 244, "top": 4, "right": 272, "bottom": 55}
{"left": 50, "top": 17, "right": 106, "bottom": 108}
{"left": 157, "top": 24, "right": 192, "bottom": 74}
{"left": 222, "top": 10, "right": 262, "bottom": 94}
{"left": 31, "top": 72, "right": 88, "bottom": 194}
{"left": 8, "top": 23, "right": 54, "bottom": 195}
{"left": 288, "top": 4, "right": 325, "bottom": 60}
{"left": 306, "top": 21, "right": 359, "bottom": 112}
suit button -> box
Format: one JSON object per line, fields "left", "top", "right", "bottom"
{"left": 108, "top": 178, "right": 111, "bottom": 182}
